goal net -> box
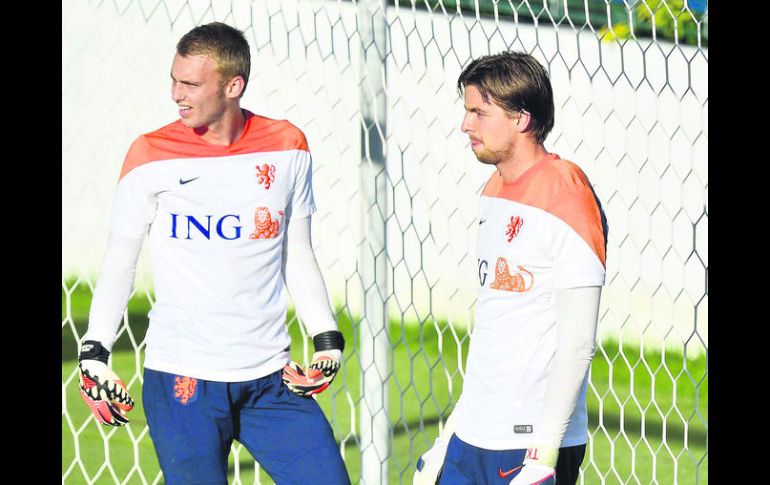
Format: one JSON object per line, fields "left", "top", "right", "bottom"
{"left": 62, "top": 1, "right": 708, "bottom": 483}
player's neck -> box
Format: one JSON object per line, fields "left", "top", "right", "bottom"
{"left": 197, "top": 107, "right": 247, "bottom": 146}
{"left": 496, "top": 142, "right": 548, "bottom": 184}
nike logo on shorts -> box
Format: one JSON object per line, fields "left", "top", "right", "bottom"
{"left": 497, "top": 465, "right": 523, "bottom": 478}
{"left": 179, "top": 177, "right": 200, "bottom": 185}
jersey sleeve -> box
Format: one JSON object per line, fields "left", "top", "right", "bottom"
{"left": 549, "top": 185, "right": 606, "bottom": 289}
{"left": 108, "top": 138, "right": 159, "bottom": 239}
{"left": 287, "top": 137, "right": 317, "bottom": 220}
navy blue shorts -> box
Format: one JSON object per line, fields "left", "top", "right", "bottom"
{"left": 438, "top": 434, "right": 586, "bottom": 485}
{"left": 143, "top": 367, "right": 350, "bottom": 485}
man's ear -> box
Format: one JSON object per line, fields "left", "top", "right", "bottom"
{"left": 225, "top": 75, "right": 246, "bottom": 99}
{"left": 514, "top": 110, "right": 533, "bottom": 134}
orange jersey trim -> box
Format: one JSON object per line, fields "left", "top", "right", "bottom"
{"left": 482, "top": 154, "right": 606, "bottom": 267}
{"left": 119, "top": 110, "right": 309, "bottom": 180}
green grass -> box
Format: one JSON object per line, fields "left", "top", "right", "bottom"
{"left": 62, "top": 283, "right": 707, "bottom": 484}
{"left": 584, "top": 338, "right": 708, "bottom": 484}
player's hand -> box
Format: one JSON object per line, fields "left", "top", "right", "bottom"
{"left": 307, "top": 348, "right": 341, "bottom": 383}
{"left": 283, "top": 330, "right": 344, "bottom": 397}
{"left": 282, "top": 360, "right": 324, "bottom": 396}
{"left": 78, "top": 340, "right": 134, "bottom": 426}
{"left": 306, "top": 330, "right": 344, "bottom": 394}
{"left": 282, "top": 350, "right": 341, "bottom": 397}
{"left": 413, "top": 436, "right": 449, "bottom": 485}
{"left": 413, "top": 412, "right": 458, "bottom": 485}
{"left": 508, "top": 446, "right": 557, "bottom": 485}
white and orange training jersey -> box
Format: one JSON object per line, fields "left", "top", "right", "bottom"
{"left": 454, "top": 153, "right": 606, "bottom": 450}
{"left": 110, "top": 110, "right": 315, "bottom": 382}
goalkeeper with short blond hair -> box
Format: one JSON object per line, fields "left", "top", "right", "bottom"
{"left": 77, "top": 21, "right": 350, "bottom": 485}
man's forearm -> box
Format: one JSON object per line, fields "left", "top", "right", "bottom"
{"left": 82, "top": 232, "right": 143, "bottom": 351}
{"left": 283, "top": 215, "right": 337, "bottom": 337}
{"left": 533, "top": 286, "right": 602, "bottom": 449}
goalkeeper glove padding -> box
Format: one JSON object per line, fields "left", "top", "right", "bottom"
{"left": 508, "top": 445, "right": 558, "bottom": 485}
{"left": 413, "top": 412, "right": 458, "bottom": 485}
{"left": 78, "top": 340, "right": 134, "bottom": 426}
{"left": 282, "top": 330, "right": 344, "bottom": 397}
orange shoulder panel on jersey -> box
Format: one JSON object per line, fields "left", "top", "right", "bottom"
{"left": 483, "top": 154, "right": 606, "bottom": 267}
{"left": 119, "top": 110, "right": 309, "bottom": 180}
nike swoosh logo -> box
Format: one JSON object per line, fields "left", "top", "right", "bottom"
{"left": 497, "top": 465, "right": 523, "bottom": 478}
{"left": 179, "top": 177, "right": 200, "bottom": 185}
{"left": 479, "top": 219, "right": 487, "bottom": 225}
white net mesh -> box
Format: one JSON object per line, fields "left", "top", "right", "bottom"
{"left": 62, "top": 1, "right": 707, "bottom": 483}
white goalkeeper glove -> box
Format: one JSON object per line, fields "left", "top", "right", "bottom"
{"left": 282, "top": 330, "right": 344, "bottom": 397}
{"left": 508, "top": 445, "right": 557, "bottom": 485}
{"left": 413, "top": 412, "right": 458, "bottom": 485}
{"left": 78, "top": 340, "right": 135, "bottom": 426}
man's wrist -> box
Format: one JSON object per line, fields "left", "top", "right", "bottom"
{"left": 312, "top": 330, "right": 344, "bottom": 352}
{"left": 523, "top": 444, "right": 559, "bottom": 468}
{"left": 79, "top": 340, "right": 110, "bottom": 364}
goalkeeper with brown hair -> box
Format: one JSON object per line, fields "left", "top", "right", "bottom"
{"left": 414, "top": 51, "right": 606, "bottom": 485}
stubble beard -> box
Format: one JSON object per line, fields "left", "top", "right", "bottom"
{"left": 473, "top": 147, "right": 502, "bottom": 166}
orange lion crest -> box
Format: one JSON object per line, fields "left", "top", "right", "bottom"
{"left": 506, "top": 216, "right": 524, "bottom": 242}
{"left": 173, "top": 376, "right": 198, "bottom": 405}
{"left": 489, "top": 257, "right": 534, "bottom": 292}
{"left": 249, "top": 207, "right": 281, "bottom": 239}
{"left": 256, "top": 164, "right": 276, "bottom": 189}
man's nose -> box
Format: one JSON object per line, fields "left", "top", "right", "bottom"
{"left": 461, "top": 113, "right": 472, "bottom": 133}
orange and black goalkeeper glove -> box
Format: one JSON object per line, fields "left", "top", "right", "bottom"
{"left": 78, "top": 340, "right": 134, "bottom": 426}
{"left": 282, "top": 330, "right": 344, "bottom": 397}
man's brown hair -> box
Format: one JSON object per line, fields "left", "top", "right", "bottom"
{"left": 458, "top": 52, "right": 554, "bottom": 143}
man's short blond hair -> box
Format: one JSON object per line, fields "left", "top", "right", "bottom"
{"left": 177, "top": 22, "right": 251, "bottom": 96}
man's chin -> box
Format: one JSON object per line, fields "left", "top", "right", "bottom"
{"left": 474, "top": 153, "right": 498, "bottom": 166}
{"left": 180, "top": 118, "right": 209, "bottom": 135}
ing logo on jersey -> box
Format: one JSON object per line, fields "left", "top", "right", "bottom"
{"left": 489, "top": 257, "right": 534, "bottom": 292}
{"left": 249, "top": 207, "right": 283, "bottom": 239}
{"left": 256, "top": 164, "right": 276, "bottom": 189}
{"left": 506, "top": 215, "right": 524, "bottom": 242}
{"left": 173, "top": 376, "right": 198, "bottom": 405}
